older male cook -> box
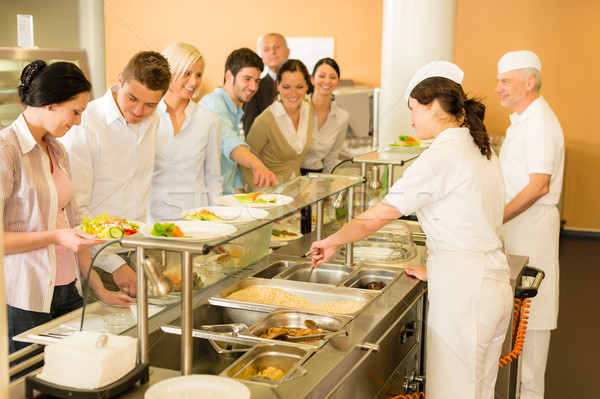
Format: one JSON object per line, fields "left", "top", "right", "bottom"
{"left": 496, "top": 50, "right": 564, "bottom": 399}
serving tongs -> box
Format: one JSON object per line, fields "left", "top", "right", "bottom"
{"left": 161, "top": 324, "right": 259, "bottom": 347}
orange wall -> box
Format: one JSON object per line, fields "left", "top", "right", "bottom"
{"left": 104, "top": 0, "right": 599, "bottom": 230}
{"left": 103, "top": 0, "right": 382, "bottom": 97}
{"left": 454, "top": 0, "right": 600, "bottom": 230}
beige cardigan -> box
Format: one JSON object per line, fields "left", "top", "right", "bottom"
{"left": 241, "top": 103, "right": 313, "bottom": 191}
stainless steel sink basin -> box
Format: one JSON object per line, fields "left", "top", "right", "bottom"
{"left": 252, "top": 260, "right": 296, "bottom": 279}
{"left": 275, "top": 263, "right": 354, "bottom": 284}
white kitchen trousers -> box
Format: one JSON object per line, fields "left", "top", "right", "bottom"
{"left": 518, "top": 329, "right": 551, "bottom": 399}
{"left": 425, "top": 251, "right": 512, "bottom": 399}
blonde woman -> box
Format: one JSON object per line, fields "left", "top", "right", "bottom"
{"left": 149, "top": 42, "right": 222, "bottom": 222}
{"left": 242, "top": 59, "right": 313, "bottom": 190}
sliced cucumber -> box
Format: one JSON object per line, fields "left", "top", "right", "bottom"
{"left": 109, "top": 227, "right": 124, "bottom": 238}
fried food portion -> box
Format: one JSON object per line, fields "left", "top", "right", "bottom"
{"left": 257, "top": 366, "right": 285, "bottom": 381}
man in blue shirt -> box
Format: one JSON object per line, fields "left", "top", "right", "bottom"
{"left": 201, "top": 48, "right": 277, "bottom": 194}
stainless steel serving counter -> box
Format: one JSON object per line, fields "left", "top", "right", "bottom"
{"left": 11, "top": 226, "right": 428, "bottom": 398}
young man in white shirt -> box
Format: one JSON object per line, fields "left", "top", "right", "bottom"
{"left": 60, "top": 51, "right": 171, "bottom": 297}
{"left": 496, "top": 50, "right": 565, "bottom": 399}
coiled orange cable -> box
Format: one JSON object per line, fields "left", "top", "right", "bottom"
{"left": 499, "top": 298, "right": 531, "bottom": 368}
{"left": 388, "top": 298, "right": 531, "bottom": 398}
{"left": 388, "top": 392, "right": 426, "bottom": 399}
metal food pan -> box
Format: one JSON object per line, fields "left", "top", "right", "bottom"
{"left": 252, "top": 260, "right": 297, "bottom": 279}
{"left": 220, "top": 343, "right": 313, "bottom": 386}
{"left": 274, "top": 263, "right": 354, "bottom": 285}
{"left": 208, "top": 278, "right": 379, "bottom": 317}
{"left": 241, "top": 309, "right": 352, "bottom": 348}
{"left": 339, "top": 267, "right": 402, "bottom": 291}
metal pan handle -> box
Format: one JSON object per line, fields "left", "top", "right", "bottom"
{"left": 515, "top": 266, "right": 545, "bottom": 299}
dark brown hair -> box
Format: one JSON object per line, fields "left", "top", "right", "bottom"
{"left": 122, "top": 51, "right": 171, "bottom": 94}
{"left": 224, "top": 47, "right": 264, "bottom": 83}
{"left": 18, "top": 60, "right": 91, "bottom": 106}
{"left": 410, "top": 77, "right": 492, "bottom": 160}
{"left": 276, "top": 59, "right": 310, "bottom": 87}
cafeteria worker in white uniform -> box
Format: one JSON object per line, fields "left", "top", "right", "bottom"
{"left": 496, "top": 50, "right": 564, "bottom": 399}
{"left": 311, "top": 61, "right": 513, "bottom": 399}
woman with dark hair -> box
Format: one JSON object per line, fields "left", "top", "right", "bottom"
{"left": 242, "top": 59, "right": 313, "bottom": 189}
{"left": 311, "top": 61, "right": 512, "bottom": 399}
{"left": 301, "top": 58, "right": 349, "bottom": 174}
{"left": 1, "top": 61, "right": 133, "bottom": 353}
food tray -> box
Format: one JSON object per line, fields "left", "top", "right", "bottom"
{"left": 220, "top": 343, "right": 313, "bottom": 386}
{"left": 339, "top": 267, "right": 402, "bottom": 291}
{"left": 208, "top": 278, "right": 379, "bottom": 317}
{"left": 241, "top": 309, "right": 352, "bottom": 348}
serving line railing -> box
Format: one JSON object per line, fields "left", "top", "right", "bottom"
{"left": 119, "top": 174, "right": 365, "bottom": 375}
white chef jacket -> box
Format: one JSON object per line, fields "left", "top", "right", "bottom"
{"left": 385, "top": 128, "right": 512, "bottom": 398}
{"left": 386, "top": 127, "right": 505, "bottom": 255}
{"left": 500, "top": 96, "right": 564, "bottom": 330}
{"left": 60, "top": 85, "right": 159, "bottom": 272}
{"left": 499, "top": 96, "right": 564, "bottom": 205}
{"left": 148, "top": 100, "right": 223, "bottom": 223}
{"left": 300, "top": 101, "right": 349, "bottom": 173}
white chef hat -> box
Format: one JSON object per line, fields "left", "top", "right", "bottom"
{"left": 498, "top": 50, "right": 541, "bottom": 74}
{"left": 405, "top": 61, "right": 464, "bottom": 101}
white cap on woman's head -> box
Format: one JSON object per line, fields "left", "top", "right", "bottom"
{"left": 405, "top": 60, "right": 464, "bottom": 101}
{"left": 498, "top": 50, "right": 541, "bottom": 74}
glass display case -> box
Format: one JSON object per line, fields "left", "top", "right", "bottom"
{"left": 13, "top": 174, "right": 366, "bottom": 375}
{"left": 0, "top": 47, "right": 90, "bottom": 127}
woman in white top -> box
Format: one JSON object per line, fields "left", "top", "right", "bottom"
{"left": 301, "top": 58, "right": 349, "bottom": 175}
{"left": 311, "top": 61, "right": 513, "bottom": 399}
{"left": 242, "top": 59, "right": 313, "bottom": 190}
{"left": 148, "top": 42, "right": 223, "bottom": 222}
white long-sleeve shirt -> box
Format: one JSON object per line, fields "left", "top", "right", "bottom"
{"left": 301, "top": 101, "right": 349, "bottom": 173}
{"left": 148, "top": 100, "right": 223, "bottom": 222}
{"left": 60, "top": 85, "right": 159, "bottom": 272}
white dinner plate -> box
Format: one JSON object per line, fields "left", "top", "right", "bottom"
{"left": 141, "top": 221, "right": 237, "bottom": 241}
{"left": 144, "top": 374, "right": 250, "bottom": 399}
{"left": 216, "top": 194, "right": 293, "bottom": 208}
{"left": 181, "top": 206, "right": 269, "bottom": 225}
{"left": 271, "top": 228, "right": 302, "bottom": 243}
{"left": 387, "top": 142, "right": 430, "bottom": 153}
{"left": 75, "top": 220, "right": 147, "bottom": 242}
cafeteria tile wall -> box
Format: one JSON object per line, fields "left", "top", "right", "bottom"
{"left": 102, "top": 0, "right": 598, "bottom": 231}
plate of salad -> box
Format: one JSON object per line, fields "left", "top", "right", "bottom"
{"left": 270, "top": 228, "right": 301, "bottom": 246}
{"left": 141, "top": 221, "right": 237, "bottom": 241}
{"left": 216, "top": 192, "right": 293, "bottom": 208}
{"left": 388, "top": 135, "right": 430, "bottom": 153}
{"left": 78, "top": 213, "right": 145, "bottom": 240}
{"left": 181, "top": 206, "right": 269, "bottom": 225}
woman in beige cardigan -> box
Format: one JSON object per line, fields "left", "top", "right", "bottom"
{"left": 242, "top": 59, "right": 313, "bottom": 191}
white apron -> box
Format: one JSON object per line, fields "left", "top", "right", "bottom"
{"left": 501, "top": 204, "right": 560, "bottom": 330}
{"left": 426, "top": 250, "right": 512, "bottom": 399}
